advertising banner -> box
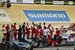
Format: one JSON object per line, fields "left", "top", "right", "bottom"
{"left": 23, "top": 0, "right": 34, "bottom": 3}
{"left": 24, "top": 10, "right": 70, "bottom": 22}
{"left": 53, "top": 1, "right": 64, "bottom": 5}
{"left": 10, "top": 0, "right": 17, "bottom": 3}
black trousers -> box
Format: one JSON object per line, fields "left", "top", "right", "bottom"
{"left": 6, "top": 32, "right": 10, "bottom": 41}
{"left": 23, "top": 32, "right": 25, "bottom": 39}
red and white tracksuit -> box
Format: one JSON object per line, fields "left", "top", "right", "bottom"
{"left": 26, "top": 25, "right": 30, "bottom": 38}
{"left": 13, "top": 25, "right": 17, "bottom": 40}
{"left": 39, "top": 27, "right": 43, "bottom": 38}
{"left": 32, "top": 26, "right": 38, "bottom": 38}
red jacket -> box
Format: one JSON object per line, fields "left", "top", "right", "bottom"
{"left": 13, "top": 25, "right": 17, "bottom": 34}
{"left": 56, "top": 30, "right": 60, "bottom": 36}
{"left": 39, "top": 28, "right": 43, "bottom": 36}
{"left": 32, "top": 26, "right": 38, "bottom": 35}
{"left": 52, "top": 40, "right": 57, "bottom": 46}
{"left": 6, "top": 24, "right": 10, "bottom": 33}
{"left": 26, "top": 25, "right": 30, "bottom": 34}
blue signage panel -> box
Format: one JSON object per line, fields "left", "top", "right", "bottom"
{"left": 24, "top": 10, "right": 70, "bottom": 21}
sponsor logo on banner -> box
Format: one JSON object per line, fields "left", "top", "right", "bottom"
{"left": 24, "top": 10, "right": 70, "bottom": 22}
{"left": 53, "top": 1, "right": 64, "bottom": 5}
{"left": 0, "top": 9, "right": 11, "bottom": 22}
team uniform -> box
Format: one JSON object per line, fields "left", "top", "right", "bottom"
{"left": 56, "top": 28, "right": 61, "bottom": 37}
{"left": 6, "top": 24, "right": 10, "bottom": 41}
{"left": 39, "top": 27, "right": 43, "bottom": 38}
{"left": 31, "top": 25, "right": 38, "bottom": 39}
{"left": 26, "top": 25, "right": 30, "bottom": 39}
{"left": 13, "top": 24, "right": 17, "bottom": 40}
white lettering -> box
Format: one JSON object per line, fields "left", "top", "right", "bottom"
{"left": 27, "top": 13, "right": 66, "bottom": 18}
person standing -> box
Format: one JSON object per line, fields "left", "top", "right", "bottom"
{"left": 22, "top": 22, "right": 26, "bottom": 39}
{"left": 10, "top": 25, "right": 14, "bottom": 42}
{"left": 31, "top": 22, "right": 35, "bottom": 39}
{"left": 48, "top": 24, "right": 54, "bottom": 38}
{"left": 13, "top": 23, "right": 17, "bottom": 40}
{"left": 56, "top": 28, "right": 61, "bottom": 37}
{"left": 39, "top": 27, "right": 43, "bottom": 38}
{"left": 43, "top": 27, "right": 49, "bottom": 46}
{"left": 18, "top": 25, "right": 22, "bottom": 41}
{"left": 26, "top": 22, "right": 30, "bottom": 39}
{"left": 38, "top": 23, "right": 42, "bottom": 29}
{"left": 43, "top": 22, "right": 46, "bottom": 29}
{"left": 60, "top": 26, "right": 64, "bottom": 35}
{"left": 56, "top": 28, "right": 61, "bottom": 44}
{"left": 43, "top": 27, "right": 49, "bottom": 38}
{"left": 6, "top": 24, "right": 10, "bottom": 41}
{"left": 32, "top": 24, "right": 38, "bottom": 39}
{"left": 2, "top": 25, "right": 7, "bottom": 37}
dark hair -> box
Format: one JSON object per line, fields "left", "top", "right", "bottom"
{"left": 44, "top": 27, "right": 46, "bottom": 29}
{"left": 14, "top": 23, "right": 16, "bottom": 25}
{"left": 43, "top": 22, "right": 46, "bottom": 25}
{"left": 2, "top": 25, "right": 5, "bottom": 27}
{"left": 23, "top": 22, "right": 25, "bottom": 24}
{"left": 19, "top": 25, "right": 21, "bottom": 28}
{"left": 11, "top": 24, "right": 13, "bottom": 27}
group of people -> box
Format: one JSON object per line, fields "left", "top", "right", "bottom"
{"left": 2, "top": 22, "right": 71, "bottom": 46}
{"left": 2, "top": 23, "right": 17, "bottom": 42}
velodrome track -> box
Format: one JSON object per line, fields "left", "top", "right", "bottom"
{"left": 0, "top": 4, "right": 75, "bottom": 37}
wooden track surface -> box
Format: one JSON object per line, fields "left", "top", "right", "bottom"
{"left": 0, "top": 4, "right": 75, "bottom": 24}
{"left": 0, "top": 4, "right": 75, "bottom": 37}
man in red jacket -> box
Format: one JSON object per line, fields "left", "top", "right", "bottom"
{"left": 33, "top": 24, "right": 38, "bottom": 38}
{"left": 26, "top": 22, "right": 30, "bottom": 39}
{"left": 39, "top": 27, "right": 43, "bottom": 38}
{"left": 13, "top": 23, "right": 17, "bottom": 40}
{"left": 6, "top": 24, "right": 10, "bottom": 41}
{"left": 31, "top": 23, "right": 38, "bottom": 39}
{"left": 31, "top": 22, "right": 35, "bottom": 39}
{"left": 56, "top": 28, "right": 60, "bottom": 37}
{"left": 48, "top": 24, "right": 54, "bottom": 38}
